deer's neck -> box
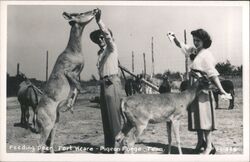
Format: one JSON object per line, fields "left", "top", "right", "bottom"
{"left": 65, "top": 24, "right": 85, "bottom": 53}
{"left": 182, "top": 85, "right": 198, "bottom": 105}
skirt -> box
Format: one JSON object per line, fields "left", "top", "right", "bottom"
{"left": 188, "top": 90, "right": 217, "bottom": 131}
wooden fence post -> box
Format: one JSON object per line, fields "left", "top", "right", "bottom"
{"left": 184, "top": 29, "right": 189, "bottom": 80}
{"left": 46, "top": 50, "right": 48, "bottom": 81}
{"left": 143, "top": 53, "right": 146, "bottom": 78}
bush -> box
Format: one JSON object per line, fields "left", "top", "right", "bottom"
{"left": 215, "top": 60, "right": 242, "bottom": 77}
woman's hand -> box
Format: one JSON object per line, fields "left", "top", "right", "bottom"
{"left": 210, "top": 76, "right": 232, "bottom": 99}
{"left": 167, "top": 32, "right": 175, "bottom": 37}
{"left": 220, "top": 92, "right": 232, "bottom": 100}
{"left": 95, "top": 8, "right": 101, "bottom": 23}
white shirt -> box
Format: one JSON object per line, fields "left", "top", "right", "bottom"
{"left": 190, "top": 49, "right": 219, "bottom": 78}
{"left": 96, "top": 21, "right": 119, "bottom": 78}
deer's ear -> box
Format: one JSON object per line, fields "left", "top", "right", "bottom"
{"left": 62, "top": 12, "right": 71, "bottom": 20}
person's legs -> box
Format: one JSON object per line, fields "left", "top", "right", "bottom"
{"left": 196, "top": 91, "right": 216, "bottom": 154}
{"left": 102, "top": 77, "right": 122, "bottom": 153}
{"left": 100, "top": 84, "right": 112, "bottom": 149}
{"left": 187, "top": 97, "right": 206, "bottom": 152}
{"left": 201, "top": 130, "right": 216, "bottom": 154}
{"left": 104, "top": 78, "right": 122, "bottom": 145}
{"left": 195, "top": 130, "right": 206, "bottom": 152}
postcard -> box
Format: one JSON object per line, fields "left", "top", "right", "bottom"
{"left": 1, "top": 1, "right": 249, "bottom": 162}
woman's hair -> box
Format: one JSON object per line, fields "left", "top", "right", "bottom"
{"left": 191, "top": 29, "right": 212, "bottom": 49}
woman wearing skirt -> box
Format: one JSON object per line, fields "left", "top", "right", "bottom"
{"left": 169, "top": 29, "right": 231, "bottom": 154}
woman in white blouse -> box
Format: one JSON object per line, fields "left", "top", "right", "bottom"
{"left": 169, "top": 29, "right": 230, "bottom": 154}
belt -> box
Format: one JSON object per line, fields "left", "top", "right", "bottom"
{"left": 100, "top": 74, "right": 118, "bottom": 80}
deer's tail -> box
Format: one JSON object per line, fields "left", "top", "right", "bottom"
{"left": 120, "top": 98, "right": 127, "bottom": 126}
{"left": 115, "top": 98, "right": 127, "bottom": 144}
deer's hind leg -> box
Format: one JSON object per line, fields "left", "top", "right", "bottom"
{"left": 24, "top": 105, "right": 30, "bottom": 128}
{"left": 45, "top": 125, "right": 58, "bottom": 153}
{"left": 125, "top": 121, "right": 148, "bottom": 153}
{"left": 166, "top": 120, "right": 172, "bottom": 154}
{"left": 37, "top": 100, "right": 58, "bottom": 153}
{"left": 38, "top": 118, "right": 54, "bottom": 153}
{"left": 117, "top": 120, "right": 133, "bottom": 141}
{"left": 115, "top": 120, "right": 133, "bottom": 153}
{"left": 20, "top": 104, "right": 26, "bottom": 125}
{"left": 46, "top": 109, "right": 60, "bottom": 153}
{"left": 229, "top": 90, "right": 235, "bottom": 109}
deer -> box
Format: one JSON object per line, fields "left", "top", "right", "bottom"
{"left": 17, "top": 73, "right": 42, "bottom": 131}
{"left": 36, "top": 9, "right": 97, "bottom": 153}
{"left": 159, "top": 74, "right": 171, "bottom": 93}
{"left": 125, "top": 77, "right": 143, "bottom": 96}
{"left": 115, "top": 70, "right": 211, "bottom": 154}
{"left": 169, "top": 73, "right": 184, "bottom": 90}
{"left": 180, "top": 79, "right": 234, "bottom": 109}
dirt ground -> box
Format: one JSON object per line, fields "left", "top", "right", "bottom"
{"left": 6, "top": 86, "right": 243, "bottom": 154}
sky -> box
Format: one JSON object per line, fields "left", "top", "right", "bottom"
{"left": 6, "top": 2, "right": 244, "bottom": 81}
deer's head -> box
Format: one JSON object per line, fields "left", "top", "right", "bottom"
{"left": 63, "top": 9, "right": 97, "bottom": 26}
{"left": 16, "top": 72, "right": 27, "bottom": 83}
{"left": 190, "top": 69, "right": 212, "bottom": 92}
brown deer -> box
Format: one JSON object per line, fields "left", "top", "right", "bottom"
{"left": 36, "top": 10, "right": 97, "bottom": 153}
{"left": 17, "top": 73, "right": 42, "bottom": 130}
{"left": 115, "top": 71, "right": 211, "bottom": 154}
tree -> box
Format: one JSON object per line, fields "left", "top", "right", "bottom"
{"left": 215, "top": 60, "right": 234, "bottom": 76}
{"left": 232, "top": 65, "right": 243, "bottom": 76}
{"left": 215, "top": 60, "right": 242, "bottom": 76}
{"left": 163, "top": 70, "right": 183, "bottom": 81}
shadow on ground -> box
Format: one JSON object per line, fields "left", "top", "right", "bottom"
{"left": 14, "top": 122, "right": 39, "bottom": 134}
{"left": 215, "top": 107, "right": 231, "bottom": 110}
{"left": 13, "top": 122, "right": 30, "bottom": 129}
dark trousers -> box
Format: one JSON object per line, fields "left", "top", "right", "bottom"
{"left": 100, "top": 76, "right": 122, "bottom": 149}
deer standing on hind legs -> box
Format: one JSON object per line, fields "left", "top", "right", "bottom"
{"left": 36, "top": 10, "right": 97, "bottom": 153}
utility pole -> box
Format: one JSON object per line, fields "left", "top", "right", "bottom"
{"left": 184, "top": 29, "right": 189, "bottom": 80}
{"left": 143, "top": 53, "right": 146, "bottom": 77}
{"left": 46, "top": 50, "right": 49, "bottom": 82}
{"left": 151, "top": 37, "right": 155, "bottom": 76}
{"left": 132, "top": 51, "right": 134, "bottom": 73}
{"left": 17, "top": 63, "right": 20, "bottom": 75}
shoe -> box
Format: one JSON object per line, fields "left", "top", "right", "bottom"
{"left": 210, "top": 144, "right": 216, "bottom": 154}
{"left": 200, "top": 143, "right": 216, "bottom": 155}
{"left": 209, "top": 148, "right": 216, "bottom": 154}
{"left": 194, "top": 140, "right": 207, "bottom": 153}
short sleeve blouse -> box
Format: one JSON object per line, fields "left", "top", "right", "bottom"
{"left": 190, "top": 49, "right": 219, "bottom": 78}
